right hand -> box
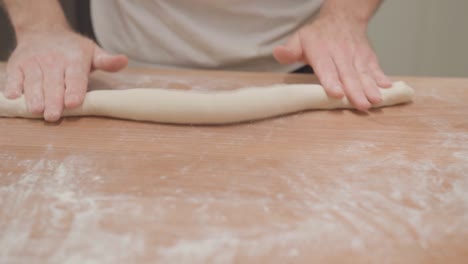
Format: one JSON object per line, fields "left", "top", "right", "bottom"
{"left": 4, "top": 30, "right": 128, "bottom": 121}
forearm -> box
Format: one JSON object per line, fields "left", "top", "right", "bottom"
{"left": 3, "top": 0, "right": 70, "bottom": 40}
{"left": 319, "top": 0, "right": 383, "bottom": 25}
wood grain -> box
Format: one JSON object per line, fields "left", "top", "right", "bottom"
{"left": 0, "top": 64, "right": 467, "bottom": 264}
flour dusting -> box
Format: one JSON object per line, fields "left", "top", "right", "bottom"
{"left": 1, "top": 130, "right": 468, "bottom": 263}
{"left": 0, "top": 154, "right": 144, "bottom": 264}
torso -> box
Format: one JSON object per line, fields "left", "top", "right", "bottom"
{"left": 91, "top": 0, "right": 322, "bottom": 72}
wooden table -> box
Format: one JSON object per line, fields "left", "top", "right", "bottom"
{"left": 1, "top": 65, "right": 467, "bottom": 264}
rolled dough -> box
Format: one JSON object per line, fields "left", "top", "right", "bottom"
{"left": 0, "top": 81, "right": 414, "bottom": 124}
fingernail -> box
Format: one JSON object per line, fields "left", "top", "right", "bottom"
{"left": 45, "top": 110, "right": 61, "bottom": 122}
{"left": 381, "top": 77, "right": 392, "bottom": 86}
{"left": 331, "top": 85, "right": 341, "bottom": 91}
{"left": 372, "top": 96, "right": 382, "bottom": 104}
{"left": 331, "top": 85, "right": 344, "bottom": 97}
{"left": 285, "top": 46, "right": 294, "bottom": 54}
{"left": 358, "top": 101, "right": 371, "bottom": 111}
{"left": 66, "top": 95, "right": 78, "bottom": 105}
{"left": 6, "top": 90, "right": 19, "bottom": 99}
{"left": 44, "top": 112, "right": 60, "bottom": 122}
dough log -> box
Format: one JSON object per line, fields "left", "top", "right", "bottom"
{"left": 0, "top": 81, "right": 414, "bottom": 124}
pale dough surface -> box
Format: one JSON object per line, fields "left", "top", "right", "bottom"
{"left": 0, "top": 81, "right": 414, "bottom": 124}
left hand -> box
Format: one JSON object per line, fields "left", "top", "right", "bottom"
{"left": 274, "top": 16, "right": 392, "bottom": 111}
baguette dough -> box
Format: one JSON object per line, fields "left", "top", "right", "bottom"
{"left": 0, "top": 81, "right": 414, "bottom": 124}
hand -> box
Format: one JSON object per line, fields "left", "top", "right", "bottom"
{"left": 274, "top": 16, "right": 392, "bottom": 111}
{"left": 4, "top": 30, "right": 128, "bottom": 121}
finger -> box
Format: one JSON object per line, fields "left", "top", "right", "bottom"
{"left": 298, "top": 32, "right": 344, "bottom": 98}
{"left": 368, "top": 55, "right": 392, "bottom": 88}
{"left": 64, "top": 64, "right": 88, "bottom": 109}
{"left": 92, "top": 46, "right": 128, "bottom": 72}
{"left": 333, "top": 54, "right": 371, "bottom": 111}
{"left": 41, "top": 62, "right": 65, "bottom": 122}
{"left": 273, "top": 46, "right": 301, "bottom": 65}
{"left": 309, "top": 54, "right": 345, "bottom": 98}
{"left": 359, "top": 72, "right": 382, "bottom": 105}
{"left": 22, "top": 60, "right": 45, "bottom": 114}
{"left": 354, "top": 59, "right": 382, "bottom": 104}
{"left": 273, "top": 33, "right": 303, "bottom": 64}
{"left": 5, "top": 66, "right": 24, "bottom": 99}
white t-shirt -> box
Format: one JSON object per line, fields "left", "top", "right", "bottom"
{"left": 91, "top": 0, "right": 322, "bottom": 72}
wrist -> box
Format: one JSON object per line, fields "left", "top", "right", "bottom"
{"left": 318, "top": 0, "right": 381, "bottom": 28}
{"left": 318, "top": 9, "right": 370, "bottom": 30}
{"left": 15, "top": 25, "right": 73, "bottom": 45}
{"left": 4, "top": 0, "right": 71, "bottom": 40}
{"left": 15, "top": 22, "right": 70, "bottom": 36}
{"left": 314, "top": 12, "right": 368, "bottom": 37}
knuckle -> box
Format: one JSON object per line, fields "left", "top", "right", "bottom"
{"left": 28, "top": 68, "right": 43, "bottom": 79}
{"left": 66, "top": 58, "right": 82, "bottom": 67}
{"left": 66, "top": 50, "right": 89, "bottom": 65}
{"left": 353, "top": 59, "right": 368, "bottom": 73}
{"left": 41, "top": 56, "right": 57, "bottom": 67}
{"left": 66, "top": 64, "right": 87, "bottom": 75}
{"left": 21, "top": 58, "right": 35, "bottom": 69}
{"left": 41, "top": 68, "right": 64, "bottom": 82}
{"left": 6, "top": 74, "right": 23, "bottom": 85}
{"left": 66, "top": 71, "right": 88, "bottom": 85}
{"left": 66, "top": 75, "right": 88, "bottom": 85}
{"left": 22, "top": 60, "right": 42, "bottom": 77}
{"left": 315, "top": 60, "right": 332, "bottom": 72}
{"left": 40, "top": 56, "right": 66, "bottom": 72}
{"left": 356, "top": 67, "right": 368, "bottom": 75}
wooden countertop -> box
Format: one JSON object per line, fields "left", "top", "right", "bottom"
{"left": 1, "top": 64, "right": 467, "bottom": 263}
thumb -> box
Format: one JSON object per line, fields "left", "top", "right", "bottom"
{"left": 92, "top": 45, "right": 128, "bottom": 72}
{"left": 273, "top": 32, "right": 304, "bottom": 65}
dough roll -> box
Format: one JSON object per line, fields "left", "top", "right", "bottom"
{"left": 0, "top": 81, "right": 414, "bottom": 124}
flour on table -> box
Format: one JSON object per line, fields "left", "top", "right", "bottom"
{"left": 1, "top": 141, "right": 467, "bottom": 263}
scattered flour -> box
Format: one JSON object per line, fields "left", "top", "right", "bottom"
{"left": 0, "top": 130, "right": 467, "bottom": 263}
